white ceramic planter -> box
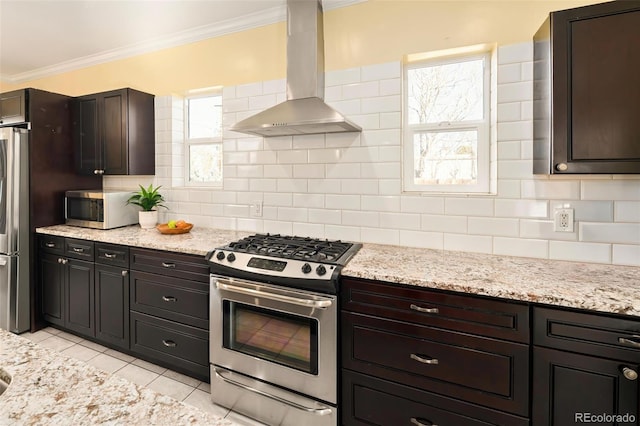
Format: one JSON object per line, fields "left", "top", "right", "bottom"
{"left": 138, "top": 210, "right": 158, "bottom": 229}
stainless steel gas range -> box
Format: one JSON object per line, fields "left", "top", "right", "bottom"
{"left": 206, "top": 234, "right": 361, "bottom": 426}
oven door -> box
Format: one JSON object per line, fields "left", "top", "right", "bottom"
{"left": 210, "top": 274, "right": 337, "bottom": 405}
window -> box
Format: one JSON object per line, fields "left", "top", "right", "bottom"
{"left": 403, "top": 50, "right": 491, "bottom": 193}
{"left": 185, "top": 93, "right": 223, "bottom": 186}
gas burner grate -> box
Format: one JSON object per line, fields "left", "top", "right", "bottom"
{"left": 226, "top": 234, "right": 354, "bottom": 263}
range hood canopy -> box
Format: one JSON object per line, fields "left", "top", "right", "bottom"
{"left": 230, "top": 0, "right": 361, "bottom": 138}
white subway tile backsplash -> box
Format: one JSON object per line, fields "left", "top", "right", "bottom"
{"left": 615, "top": 201, "right": 640, "bottom": 222}
{"left": 493, "top": 237, "right": 548, "bottom": 258}
{"left": 155, "top": 46, "right": 638, "bottom": 266}
{"left": 399, "top": 230, "right": 443, "bottom": 250}
{"left": 549, "top": 241, "right": 611, "bottom": 264}
{"left": 468, "top": 217, "right": 519, "bottom": 237}
{"left": 612, "top": 244, "right": 640, "bottom": 266}
{"left": 582, "top": 180, "right": 640, "bottom": 200}
{"left": 444, "top": 234, "right": 493, "bottom": 254}
{"left": 580, "top": 222, "right": 640, "bottom": 244}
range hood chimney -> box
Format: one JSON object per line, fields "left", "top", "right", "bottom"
{"left": 230, "top": 0, "right": 362, "bottom": 137}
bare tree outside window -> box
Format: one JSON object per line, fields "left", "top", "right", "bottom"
{"left": 404, "top": 52, "right": 490, "bottom": 193}
{"left": 185, "top": 94, "right": 223, "bottom": 185}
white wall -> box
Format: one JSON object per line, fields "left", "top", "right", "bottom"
{"left": 105, "top": 42, "right": 640, "bottom": 266}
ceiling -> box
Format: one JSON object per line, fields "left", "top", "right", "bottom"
{"left": 0, "top": 0, "right": 362, "bottom": 84}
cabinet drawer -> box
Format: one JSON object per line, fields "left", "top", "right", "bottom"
{"left": 342, "top": 311, "right": 529, "bottom": 416}
{"left": 534, "top": 307, "right": 640, "bottom": 362}
{"left": 130, "top": 312, "right": 208, "bottom": 381}
{"left": 341, "top": 277, "right": 530, "bottom": 343}
{"left": 38, "top": 235, "right": 64, "bottom": 254}
{"left": 64, "top": 238, "right": 94, "bottom": 261}
{"left": 130, "top": 271, "right": 209, "bottom": 329}
{"left": 343, "top": 370, "right": 529, "bottom": 426}
{"left": 95, "top": 243, "right": 129, "bottom": 268}
{"left": 130, "top": 248, "right": 209, "bottom": 283}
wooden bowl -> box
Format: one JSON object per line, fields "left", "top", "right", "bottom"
{"left": 156, "top": 223, "right": 193, "bottom": 234}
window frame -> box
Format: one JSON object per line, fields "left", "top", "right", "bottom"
{"left": 403, "top": 50, "right": 492, "bottom": 194}
{"left": 183, "top": 91, "right": 223, "bottom": 188}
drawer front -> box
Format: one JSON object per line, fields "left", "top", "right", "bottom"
{"left": 95, "top": 243, "right": 129, "bottom": 268}
{"left": 64, "top": 238, "right": 95, "bottom": 261}
{"left": 341, "top": 277, "right": 530, "bottom": 343}
{"left": 534, "top": 307, "right": 640, "bottom": 362}
{"left": 342, "top": 370, "right": 530, "bottom": 426}
{"left": 38, "top": 235, "right": 64, "bottom": 254}
{"left": 130, "top": 312, "right": 209, "bottom": 381}
{"left": 130, "top": 248, "right": 209, "bottom": 283}
{"left": 130, "top": 271, "right": 209, "bottom": 329}
{"left": 342, "top": 311, "right": 529, "bottom": 416}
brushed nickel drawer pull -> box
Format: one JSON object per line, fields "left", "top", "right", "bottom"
{"left": 162, "top": 339, "right": 177, "bottom": 347}
{"left": 72, "top": 247, "right": 85, "bottom": 253}
{"left": 411, "top": 417, "right": 438, "bottom": 426}
{"left": 162, "top": 262, "right": 176, "bottom": 268}
{"left": 104, "top": 253, "right": 116, "bottom": 258}
{"left": 45, "top": 242, "right": 56, "bottom": 248}
{"left": 410, "top": 304, "right": 439, "bottom": 314}
{"left": 619, "top": 335, "right": 640, "bottom": 348}
{"left": 162, "top": 296, "right": 177, "bottom": 302}
{"left": 410, "top": 353, "right": 439, "bottom": 365}
{"left": 58, "top": 258, "right": 68, "bottom": 265}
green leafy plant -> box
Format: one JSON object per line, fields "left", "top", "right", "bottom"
{"left": 127, "top": 184, "right": 167, "bottom": 211}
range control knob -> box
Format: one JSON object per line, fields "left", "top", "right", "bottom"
{"left": 301, "top": 263, "right": 312, "bottom": 274}
{"left": 227, "top": 253, "right": 236, "bottom": 262}
{"left": 316, "top": 265, "right": 327, "bottom": 276}
{"left": 216, "top": 251, "right": 225, "bottom": 261}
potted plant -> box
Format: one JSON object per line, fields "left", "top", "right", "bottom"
{"left": 127, "top": 184, "right": 167, "bottom": 229}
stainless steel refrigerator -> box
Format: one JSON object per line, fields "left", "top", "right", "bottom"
{"left": 0, "top": 126, "right": 30, "bottom": 332}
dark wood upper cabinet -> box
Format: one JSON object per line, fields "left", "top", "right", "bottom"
{"left": 534, "top": 1, "right": 640, "bottom": 174}
{"left": 73, "top": 88, "right": 155, "bottom": 175}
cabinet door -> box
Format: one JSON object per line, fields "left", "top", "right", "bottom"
{"left": 95, "top": 264, "right": 129, "bottom": 351}
{"left": 542, "top": 3, "right": 640, "bottom": 173}
{"left": 532, "top": 347, "right": 639, "bottom": 425}
{"left": 73, "top": 96, "right": 101, "bottom": 175}
{"left": 65, "top": 258, "right": 95, "bottom": 337}
{"left": 0, "top": 90, "right": 26, "bottom": 125}
{"left": 40, "top": 252, "right": 65, "bottom": 327}
{"left": 102, "top": 90, "right": 128, "bottom": 175}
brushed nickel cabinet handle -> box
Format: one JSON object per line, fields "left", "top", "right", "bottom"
{"left": 162, "top": 296, "right": 177, "bottom": 302}
{"left": 618, "top": 336, "right": 640, "bottom": 348}
{"left": 410, "top": 353, "right": 439, "bottom": 365}
{"left": 45, "top": 242, "right": 55, "bottom": 248}
{"left": 411, "top": 418, "right": 438, "bottom": 426}
{"left": 162, "top": 262, "right": 176, "bottom": 268}
{"left": 622, "top": 367, "right": 638, "bottom": 381}
{"left": 121, "top": 270, "right": 128, "bottom": 277}
{"left": 72, "top": 247, "right": 85, "bottom": 253}
{"left": 162, "top": 340, "right": 177, "bottom": 348}
{"left": 104, "top": 253, "right": 116, "bottom": 258}
{"left": 410, "top": 304, "right": 439, "bottom": 314}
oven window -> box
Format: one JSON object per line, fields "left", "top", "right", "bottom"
{"left": 223, "top": 301, "right": 318, "bottom": 375}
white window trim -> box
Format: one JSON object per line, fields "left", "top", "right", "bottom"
{"left": 184, "top": 91, "right": 223, "bottom": 188}
{"left": 403, "top": 51, "right": 492, "bottom": 194}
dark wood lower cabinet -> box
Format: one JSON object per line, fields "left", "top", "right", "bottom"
{"left": 65, "top": 258, "right": 95, "bottom": 337}
{"left": 40, "top": 252, "right": 65, "bottom": 327}
{"left": 95, "top": 264, "right": 129, "bottom": 351}
{"left": 532, "top": 347, "right": 639, "bottom": 426}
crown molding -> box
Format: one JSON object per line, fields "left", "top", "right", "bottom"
{"left": 0, "top": 0, "right": 366, "bottom": 84}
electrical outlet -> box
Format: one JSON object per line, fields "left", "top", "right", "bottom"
{"left": 554, "top": 206, "right": 574, "bottom": 232}
{"left": 251, "top": 200, "right": 263, "bottom": 217}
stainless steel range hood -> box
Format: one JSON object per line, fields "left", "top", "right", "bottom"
{"left": 230, "top": 0, "right": 361, "bottom": 137}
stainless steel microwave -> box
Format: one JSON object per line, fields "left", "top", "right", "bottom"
{"left": 65, "top": 190, "right": 139, "bottom": 229}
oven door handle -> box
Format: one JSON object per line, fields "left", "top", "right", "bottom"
{"left": 213, "top": 367, "right": 333, "bottom": 416}
{"left": 215, "top": 281, "right": 333, "bottom": 309}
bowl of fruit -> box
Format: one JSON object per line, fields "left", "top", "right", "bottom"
{"left": 156, "top": 219, "right": 193, "bottom": 234}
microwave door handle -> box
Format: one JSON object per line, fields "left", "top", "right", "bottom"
{"left": 215, "top": 280, "right": 333, "bottom": 309}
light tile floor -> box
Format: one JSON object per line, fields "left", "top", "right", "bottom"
{"left": 22, "top": 327, "right": 266, "bottom": 426}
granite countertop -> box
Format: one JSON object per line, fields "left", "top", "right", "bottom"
{"left": 0, "top": 330, "right": 230, "bottom": 426}
{"left": 37, "top": 225, "right": 640, "bottom": 317}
